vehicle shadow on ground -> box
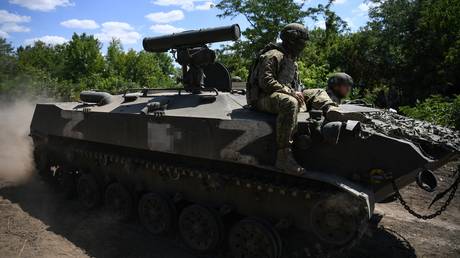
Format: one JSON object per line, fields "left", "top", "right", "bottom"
{"left": 348, "top": 226, "right": 416, "bottom": 258}
{"left": 0, "top": 177, "right": 416, "bottom": 258}
{"left": 0, "top": 177, "right": 193, "bottom": 258}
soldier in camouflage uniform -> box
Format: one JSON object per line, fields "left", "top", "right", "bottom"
{"left": 304, "top": 72, "right": 358, "bottom": 122}
{"left": 247, "top": 23, "right": 359, "bottom": 175}
{"left": 326, "top": 72, "right": 354, "bottom": 104}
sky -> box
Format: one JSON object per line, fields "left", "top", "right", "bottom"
{"left": 0, "top": 0, "right": 375, "bottom": 51}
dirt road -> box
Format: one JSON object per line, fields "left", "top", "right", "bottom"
{"left": 0, "top": 161, "right": 459, "bottom": 258}
{"left": 350, "top": 160, "right": 460, "bottom": 258}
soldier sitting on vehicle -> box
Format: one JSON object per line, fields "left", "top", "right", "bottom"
{"left": 247, "top": 23, "right": 364, "bottom": 176}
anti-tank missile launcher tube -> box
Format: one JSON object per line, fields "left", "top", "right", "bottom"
{"left": 143, "top": 24, "right": 241, "bottom": 52}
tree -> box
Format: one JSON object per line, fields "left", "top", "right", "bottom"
{"left": 295, "top": 1, "right": 350, "bottom": 89}
{"left": 131, "top": 51, "right": 175, "bottom": 88}
{"left": 307, "top": 0, "right": 348, "bottom": 40}
{"left": 0, "top": 38, "right": 14, "bottom": 56}
{"left": 216, "top": 0, "right": 310, "bottom": 58}
{"left": 365, "top": 0, "right": 460, "bottom": 103}
{"left": 0, "top": 38, "right": 18, "bottom": 83}
{"left": 416, "top": 0, "right": 460, "bottom": 96}
{"left": 17, "top": 41, "right": 65, "bottom": 79}
{"left": 155, "top": 52, "right": 175, "bottom": 77}
{"left": 123, "top": 49, "right": 138, "bottom": 84}
{"left": 215, "top": 0, "right": 348, "bottom": 82}
{"left": 216, "top": 47, "right": 249, "bottom": 80}
{"left": 63, "top": 33, "right": 104, "bottom": 83}
{"left": 106, "top": 38, "right": 126, "bottom": 77}
{"left": 0, "top": 0, "right": 457, "bottom": 128}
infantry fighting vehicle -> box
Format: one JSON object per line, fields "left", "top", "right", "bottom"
{"left": 30, "top": 24, "right": 460, "bottom": 257}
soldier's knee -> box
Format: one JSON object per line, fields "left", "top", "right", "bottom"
{"left": 279, "top": 96, "right": 299, "bottom": 115}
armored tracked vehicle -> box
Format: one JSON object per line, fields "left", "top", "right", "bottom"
{"left": 30, "top": 25, "right": 460, "bottom": 257}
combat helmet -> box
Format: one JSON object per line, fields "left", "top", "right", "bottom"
{"left": 280, "top": 23, "right": 309, "bottom": 42}
{"left": 327, "top": 72, "right": 354, "bottom": 88}
{"left": 280, "top": 23, "right": 309, "bottom": 56}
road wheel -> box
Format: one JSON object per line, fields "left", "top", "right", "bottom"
{"left": 178, "top": 204, "right": 224, "bottom": 253}
{"left": 138, "top": 193, "right": 176, "bottom": 235}
{"left": 77, "top": 174, "right": 101, "bottom": 209}
{"left": 58, "top": 169, "right": 77, "bottom": 199}
{"left": 228, "top": 218, "right": 282, "bottom": 258}
{"left": 34, "top": 148, "right": 52, "bottom": 181}
{"left": 309, "top": 193, "right": 367, "bottom": 249}
{"left": 105, "top": 182, "right": 133, "bottom": 220}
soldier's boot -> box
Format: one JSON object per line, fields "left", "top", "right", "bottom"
{"left": 325, "top": 107, "right": 369, "bottom": 122}
{"left": 275, "top": 148, "right": 305, "bottom": 176}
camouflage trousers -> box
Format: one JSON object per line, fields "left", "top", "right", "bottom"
{"left": 256, "top": 89, "right": 336, "bottom": 149}
{"left": 256, "top": 92, "right": 300, "bottom": 149}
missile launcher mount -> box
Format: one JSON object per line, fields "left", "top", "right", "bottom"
{"left": 30, "top": 25, "right": 460, "bottom": 257}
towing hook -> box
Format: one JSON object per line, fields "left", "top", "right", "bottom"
{"left": 416, "top": 169, "right": 437, "bottom": 192}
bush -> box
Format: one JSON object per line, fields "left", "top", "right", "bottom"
{"left": 297, "top": 61, "right": 329, "bottom": 88}
{"left": 400, "top": 95, "right": 459, "bottom": 129}
{"left": 452, "top": 95, "right": 460, "bottom": 129}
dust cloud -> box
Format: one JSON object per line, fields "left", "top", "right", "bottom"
{"left": 0, "top": 99, "right": 36, "bottom": 183}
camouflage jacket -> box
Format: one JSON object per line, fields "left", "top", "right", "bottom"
{"left": 247, "top": 43, "right": 301, "bottom": 105}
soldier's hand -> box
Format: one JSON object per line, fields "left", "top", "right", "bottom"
{"left": 294, "top": 92, "right": 305, "bottom": 105}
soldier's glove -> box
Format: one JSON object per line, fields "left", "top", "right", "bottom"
{"left": 325, "top": 106, "right": 370, "bottom": 123}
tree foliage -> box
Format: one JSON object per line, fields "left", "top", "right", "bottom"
{"left": 63, "top": 33, "right": 104, "bottom": 83}
{"left": 1, "top": 0, "right": 459, "bottom": 128}
{"left": 0, "top": 38, "right": 18, "bottom": 83}
{"left": 215, "top": 0, "right": 348, "bottom": 84}
{"left": 400, "top": 95, "right": 460, "bottom": 129}
{"left": 0, "top": 35, "right": 176, "bottom": 100}
{"left": 214, "top": 0, "right": 460, "bottom": 128}
{"left": 216, "top": 0, "right": 310, "bottom": 58}
{"left": 355, "top": 0, "right": 460, "bottom": 103}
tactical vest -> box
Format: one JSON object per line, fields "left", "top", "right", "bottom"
{"left": 246, "top": 44, "right": 291, "bottom": 107}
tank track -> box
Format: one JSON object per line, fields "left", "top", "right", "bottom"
{"left": 33, "top": 135, "right": 369, "bottom": 258}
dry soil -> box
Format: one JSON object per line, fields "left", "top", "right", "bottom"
{"left": 0, "top": 161, "right": 459, "bottom": 258}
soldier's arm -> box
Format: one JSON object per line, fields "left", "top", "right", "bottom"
{"left": 258, "top": 55, "right": 293, "bottom": 94}
{"left": 303, "top": 89, "right": 337, "bottom": 112}
{"left": 303, "top": 89, "right": 368, "bottom": 122}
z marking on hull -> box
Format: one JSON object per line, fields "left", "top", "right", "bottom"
{"left": 219, "top": 120, "right": 272, "bottom": 165}
{"left": 61, "top": 110, "right": 84, "bottom": 139}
